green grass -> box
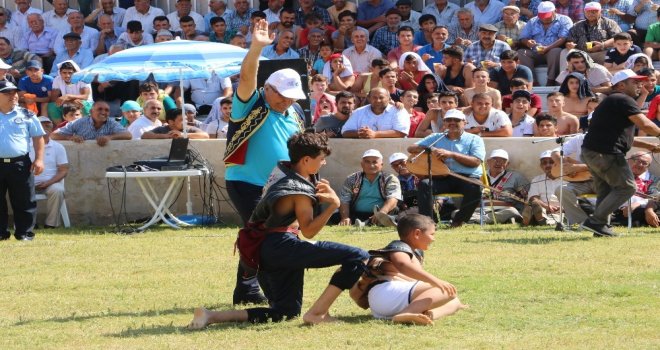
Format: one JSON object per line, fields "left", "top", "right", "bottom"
{"left": 1, "top": 224, "right": 658, "bottom": 349}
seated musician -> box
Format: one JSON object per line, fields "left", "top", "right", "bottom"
{"left": 472, "top": 149, "right": 529, "bottom": 224}
{"left": 406, "top": 109, "right": 485, "bottom": 227}
{"left": 612, "top": 151, "right": 660, "bottom": 227}
{"left": 550, "top": 131, "right": 594, "bottom": 226}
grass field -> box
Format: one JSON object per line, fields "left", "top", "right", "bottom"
{"left": 0, "top": 224, "right": 658, "bottom": 349}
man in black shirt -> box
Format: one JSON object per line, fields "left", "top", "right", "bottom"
{"left": 581, "top": 69, "right": 660, "bottom": 237}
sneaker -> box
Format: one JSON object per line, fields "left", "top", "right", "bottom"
{"left": 593, "top": 224, "right": 618, "bottom": 237}
{"left": 354, "top": 219, "right": 366, "bottom": 229}
{"left": 373, "top": 212, "right": 397, "bottom": 227}
{"left": 580, "top": 220, "right": 618, "bottom": 237}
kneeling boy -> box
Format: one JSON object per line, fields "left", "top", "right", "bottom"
{"left": 189, "top": 132, "right": 369, "bottom": 328}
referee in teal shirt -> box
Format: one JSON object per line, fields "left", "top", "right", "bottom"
{"left": 0, "top": 81, "right": 45, "bottom": 241}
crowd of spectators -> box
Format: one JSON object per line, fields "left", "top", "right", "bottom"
{"left": 3, "top": 0, "right": 660, "bottom": 229}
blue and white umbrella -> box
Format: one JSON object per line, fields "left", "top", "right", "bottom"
{"left": 72, "top": 39, "right": 264, "bottom": 83}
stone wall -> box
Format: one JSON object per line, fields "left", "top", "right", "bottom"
{"left": 47, "top": 137, "right": 660, "bottom": 226}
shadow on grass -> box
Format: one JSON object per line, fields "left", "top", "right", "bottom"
{"left": 12, "top": 304, "right": 228, "bottom": 327}
{"left": 482, "top": 236, "right": 592, "bottom": 245}
{"left": 105, "top": 314, "right": 377, "bottom": 337}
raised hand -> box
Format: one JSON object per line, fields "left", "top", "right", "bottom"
{"left": 251, "top": 19, "right": 275, "bottom": 48}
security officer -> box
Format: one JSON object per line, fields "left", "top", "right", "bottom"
{"left": 0, "top": 81, "right": 45, "bottom": 241}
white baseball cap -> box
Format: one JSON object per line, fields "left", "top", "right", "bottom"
{"left": 443, "top": 109, "right": 466, "bottom": 120}
{"left": 611, "top": 69, "right": 648, "bottom": 86}
{"left": 489, "top": 149, "right": 509, "bottom": 160}
{"left": 539, "top": 150, "right": 553, "bottom": 159}
{"left": 584, "top": 2, "right": 601, "bottom": 11}
{"left": 388, "top": 152, "right": 408, "bottom": 164}
{"left": 537, "top": 1, "right": 555, "bottom": 19}
{"left": 265, "top": 68, "right": 306, "bottom": 100}
{"left": 362, "top": 149, "right": 383, "bottom": 159}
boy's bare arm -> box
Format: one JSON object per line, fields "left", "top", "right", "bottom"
{"left": 294, "top": 180, "right": 340, "bottom": 239}
{"left": 389, "top": 251, "right": 457, "bottom": 297}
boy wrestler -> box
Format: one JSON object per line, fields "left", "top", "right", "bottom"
{"left": 350, "top": 214, "right": 467, "bottom": 325}
{"left": 189, "top": 132, "right": 369, "bottom": 328}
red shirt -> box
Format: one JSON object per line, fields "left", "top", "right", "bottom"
{"left": 502, "top": 93, "right": 542, "bottom": 116}
{"left": 408, "top": 109, "right": 425, "bottom": 137}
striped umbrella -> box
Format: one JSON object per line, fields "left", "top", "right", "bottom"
{"left": 72, "top": 39, "right": 266, "bottom": 83}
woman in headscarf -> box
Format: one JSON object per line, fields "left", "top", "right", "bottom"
{"left": 624, "top": 53, "right": 654, "bottom": 72}
{"left": 397, "top": 52, "right": 432, "bottom": 91}
{"left": 558, "top": 72, "right": 594, "bottom": 117}
{"left": 556, "top": 50, "right": 612, "bottom": 94}
{"left": 312, "top": 93, "right": 337, "bottom": 124}
{"left": 415, "top": 73, "right": 449, "bottom": 112}
{"left": 323, "top": 53, "right": 355, "bottom": 92}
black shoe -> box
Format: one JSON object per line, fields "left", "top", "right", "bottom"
{"left": 15, "top": 233, "right": 35, "bottom": 241}
{"left": 233, "top": 293, "right": 268, "bottom": 305}
{"left": 580, "top": 220, "right": 617, "bottom": 237}
{"left": 593, "top": 224, "right": 618, "bottom": 237}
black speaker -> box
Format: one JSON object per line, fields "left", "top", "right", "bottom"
{"left": 256, "top": 59, "right": 311, "bottom": 126}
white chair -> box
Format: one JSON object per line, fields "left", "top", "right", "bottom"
{"left": 35, "top": 194, "right": 71, "bottom": 228}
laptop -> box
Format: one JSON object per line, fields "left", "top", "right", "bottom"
{"left": 134, "top": 138, "right": 189, "bottom": 170}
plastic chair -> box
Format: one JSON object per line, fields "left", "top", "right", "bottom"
{"left": 34, "top": 193, "right": 71, "bottom": 228}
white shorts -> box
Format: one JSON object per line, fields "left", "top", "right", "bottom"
{"left": 368, "top": 280, "right": 419, "bottom": 319}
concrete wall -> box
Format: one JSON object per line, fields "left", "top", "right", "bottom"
{"left": 47, "top": 137, "right": 660, "bottom": 226}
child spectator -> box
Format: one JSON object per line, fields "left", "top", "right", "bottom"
{"left": 401, "top": 89, "right": 425, "bottom": 137}
{"left": 579, "top": 97, "right": 601, "bottom": 133}
{"left": 604, "top": 32, "right": 643, "bottom": 73}
{"left": 534, "top": 113, "right": 559, "bottom": 137}
{"left": 209, "top": 16, "right": 234, "bottom": 43}
{"left": 48, "top": 60, "right": 93, "bottom": 123}
{"left": 55, "top": 103, "right": 82, "bottom": 130}
{"left": 312, "top": 42, "right": 333, "bottom": 75}
{"left": 310, "top": 74, "right": 328, "bottom": 114}
{"left": 313, "top": 93, "right": 337, "bottom": 124}
{"left": 462, "top": 68, "right": 502, "bottom": 110}
{"left": 502, "top": 78, "right": 541, "bottom": 116}
{"left": 349, "top": 214, "right": 467, "bottom": 325}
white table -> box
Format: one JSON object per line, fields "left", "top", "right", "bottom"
{"left": 105, "top": 169, "right": 205, "bottom": 231}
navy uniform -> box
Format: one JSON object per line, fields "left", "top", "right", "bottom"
{"left": 0, "top": 81, "right": 45, "bottom": 241}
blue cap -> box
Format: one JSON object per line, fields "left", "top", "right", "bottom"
{"left": 121, "top": 100, "right": 142, "bottom": 112}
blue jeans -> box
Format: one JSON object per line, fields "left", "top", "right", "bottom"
{"left": 246, "top": 232, "right": 368, "bottom": 323}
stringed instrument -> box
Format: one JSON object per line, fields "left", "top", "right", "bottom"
{"left": 406, "top": 152, "right": 527, "bottom": 204}
{"left": 550, "top": 162, "right": 592, "bottom": 182}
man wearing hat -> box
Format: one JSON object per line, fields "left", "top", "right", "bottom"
{"left": 407, "top": 109, "right": 486, "bottom": 227}
{"left": 0, "top": 80, "right": 45, "bottom": 241}
{"left": 50, "top": 32, "right": 94, "bottom": 77}
{"left": 477, "top": 149, "right": 529, "bottom": 224}
{"left": 465, "top": 0, "right": 505, "bottom": 24}
{"left": 224, "top": 19, "right": 306, "bottom": 305}
{"left": 563, "top": 2, "right": 622, "bottom": 66}
{"left": 522, "top": 150, "right": 562, "bottom": 226}
{"left": 371, "top": 8, "right": 402, "bottom": 54}
{"left": 465, "top": 24, "right": 512, "bottom": 69}
{"left": 580, "top": 69, "right": 660, "bottom": 236}
{"left": 18, "top": 60, "right": 53, "bottom": 117}
{"left": 518, "top": 1, "right": 574, "bottom": 85}
{"left": 389, "top": 152, "right": 419, "bottom": 210}
{"left": 29, "top": 116, "right": 69, "bottom": 229}
{"left": 337, "top": 149, "right": 402, "bottom": 226}
{"left": 495, "top": 5, "right": 525, "bottom": 46}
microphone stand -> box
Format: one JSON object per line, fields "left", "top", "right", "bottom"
{"left": 532, "top": 133, "right": 581, "bottom": 231}
{"left": 412, "top": 132, "right": 448, "bottom": 220}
